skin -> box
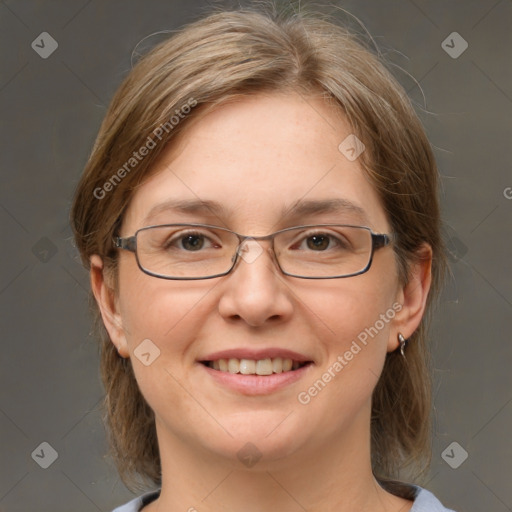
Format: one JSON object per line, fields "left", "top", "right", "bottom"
{"left": 91, "top": 92, "right": 432, "bottom": 512}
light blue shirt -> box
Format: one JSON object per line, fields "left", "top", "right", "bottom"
{"left": 112, "top": 486, "right": 456, "bottom": 511}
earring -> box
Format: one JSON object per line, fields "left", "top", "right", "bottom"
{"left": 398, "top": 333, "right": 407, "bottom": 358}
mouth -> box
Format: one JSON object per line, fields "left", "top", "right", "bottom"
{"left": 200, "top": 357, "right": 312, "bottom": 375}
{"left": 197, "top": 349, "right": 315, "bottom": 395}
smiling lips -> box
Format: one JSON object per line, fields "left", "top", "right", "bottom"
{"left": 203, "top": 357, "right": 309, "bottom": 375}
{"left": 200, "top": 349, "right": 313, "bottom": 376}
{"left": 199, "top": 350, "right": 314, "bottom": 395}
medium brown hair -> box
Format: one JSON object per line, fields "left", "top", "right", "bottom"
{"left": 71, "top": 2, "right": 445, "bottom": 493}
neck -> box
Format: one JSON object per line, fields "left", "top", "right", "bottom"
{"left": 144, "top": 405, "right": 413, "bottom": 512}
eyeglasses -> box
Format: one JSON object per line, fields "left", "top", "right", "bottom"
{"left": 113, "top": 223, "right": 392, "bottom": 280}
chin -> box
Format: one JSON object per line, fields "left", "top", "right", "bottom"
{"left": 202, "top": 410, "right": 313, "bottom": 467}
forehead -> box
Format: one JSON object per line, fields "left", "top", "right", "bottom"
{"left": 123, "top": 92, "right": 388, "bottom": 234}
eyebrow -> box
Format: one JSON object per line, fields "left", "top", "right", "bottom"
{"left": 142, "top": 197, "right": 370, "bottom": 226}
{"left": 281, "top": 198, "right": 370, "bottom": 224}
{"left": 143, "top": 199, "right": 228, "bottom": 225}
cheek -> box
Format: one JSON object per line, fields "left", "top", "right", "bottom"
{"left": 116, "top": 257, "right": 221, "bottom": 390}
{"left": 116, "top": 270, "right": 219, "bottom": 421}
{"left": 320, "top": 286, "right": 393, "bottom": 380}
{"left": 293, "top": 309, "right": 392, "bottom": 442}
{"left": 292, "top": 272, "right": 398, "bottom": 413}
{"left": 296, "top": 267, "right": 398, "bottom": 351}
{"left": 118, "top": 254, "right": 204, "bottom": 339}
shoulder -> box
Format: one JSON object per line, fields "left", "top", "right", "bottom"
{"left": 379, "top": 480, "right": 456, "bottom": 512}
{"left": 111, "top": 489, "right": 160, "bottom": 512}
{"left": 111, "top": 486, "right": 456, "bottom": 512}
{"left": 412, "top": 486, "right": 456, "bottom": 512}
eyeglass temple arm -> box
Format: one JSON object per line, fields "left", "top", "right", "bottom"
{"left": 372, "top": 233, "right": 392, "bottom": 249}
{"left": 113, "top": 236, "right": 137, "bottom": 253}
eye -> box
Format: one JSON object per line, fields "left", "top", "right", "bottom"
{"left": 295, "top": 231, "right": 346, "bottom": 252}
{"left": 305, "top": 234, "right": 331, "bottom": 251}
{"left": 180, "top": 234, "right": 206, "bottom": 251}
{"left": 164, "top": 230, "right": 219, "bottom": 251}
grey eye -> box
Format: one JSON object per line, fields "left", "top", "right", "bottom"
{"left": 180, "top": 234, "right": 205, "bottom": 251}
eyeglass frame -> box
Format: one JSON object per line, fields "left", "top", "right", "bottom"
{"left": 113, "top": 223, "right": 392, "bottom": 280}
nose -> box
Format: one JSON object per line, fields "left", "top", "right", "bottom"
{"left": 217, "top": 239, "right": 294, "bottom": 327}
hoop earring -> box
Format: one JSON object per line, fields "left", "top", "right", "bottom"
{"left": 398, "top": 333, "right": 407, "bottom": 358}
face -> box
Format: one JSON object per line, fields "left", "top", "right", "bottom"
{"left": 95, "top": 92, "right": 424, "bottom": 469}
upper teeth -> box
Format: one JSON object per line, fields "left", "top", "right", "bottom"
{"left": 208, "top": 358, "right": 301, "bottom": 375}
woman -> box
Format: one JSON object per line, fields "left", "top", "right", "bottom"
{"left": 71, "top": 4, "right": 454, "bottom": 511}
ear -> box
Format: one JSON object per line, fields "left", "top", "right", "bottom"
{"left": 388, "top": 243, "right": 432, "bottom": 352}
{"left": 90, "top": 254, "right": 130, "bottom": 358}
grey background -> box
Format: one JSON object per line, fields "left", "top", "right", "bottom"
{"left": 0, "top": 0, "right": 511, "bottom": 510}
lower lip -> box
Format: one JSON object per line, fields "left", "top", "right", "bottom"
{"left": 200, "top": 363, "right": 313, "bottom": 395}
